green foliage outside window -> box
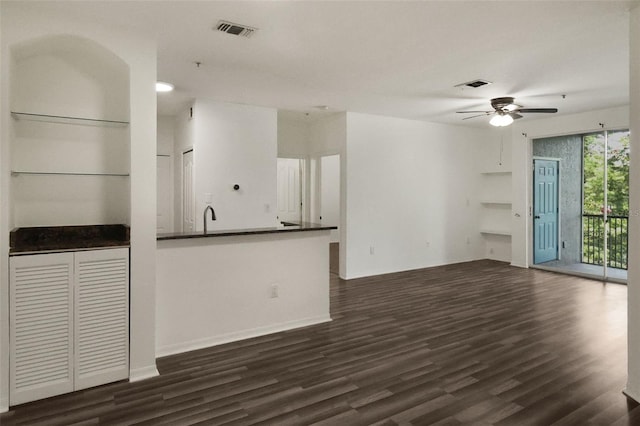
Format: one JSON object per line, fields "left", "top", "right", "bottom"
{"left": 582, "top": 131, "right": 629, "bottom": 269}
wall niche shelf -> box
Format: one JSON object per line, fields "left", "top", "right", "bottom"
{"left": 480, "top": 200, "right": 512, "bottom": 206}
{"left": 11, "top": 111, "right": 129, "bottom": 127}
{"left": 480, "top": 170, "right": 512, "bottom": 175}
{"left": 480, "top": 229, "right": 512, "bottom": 237}
{"left": 12, "top": 171, "right": 129, "bottom": 177}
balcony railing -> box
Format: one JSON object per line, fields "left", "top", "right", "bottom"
{"left": 582, "top": 214, "right": 628, "bottom": 270}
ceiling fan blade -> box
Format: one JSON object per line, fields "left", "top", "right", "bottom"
{"left": 456, "top": 110, "right": 493, "bottom": 114}
{"left": 509, "top": 113, "right": 523, "bottom": 120}
{"left": 516, "top": 108, "right": 558, "bottom": 113}
{"left": 462, "top": 113, "right": 492, "bottom": 120}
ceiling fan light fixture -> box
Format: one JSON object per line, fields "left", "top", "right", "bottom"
{"left": 490, "top": 113, "right": 514, "bottom": 127}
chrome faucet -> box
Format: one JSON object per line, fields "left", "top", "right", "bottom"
{"left": 203, "top": 205, "right": 216, "bottom": 234}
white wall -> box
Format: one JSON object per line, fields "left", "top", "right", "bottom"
{"left": 627, "top": 2, "right": 640, "bottom": 403}
{"left": 278, "top": 114, "right": 309, "bottom": 158}
{"left": 157, "top": 115, "right": 175, "bottom": 156}
{"left": 510, "top": 105, "right": 629, "bottom": 268}
{"left": 343, "top": 112, "right": 487, "bottom": 279}
{"left": 157, "top": 116, "right": 175, "bottom": 233}
{"left": 320, "top": 154, "right": 340, "bottom": 243}
{"left": 308, "top": 113, "right": 347, "bottom": 276}
{"left": 0, "top": 4, "right": 158, "bottom": 411}
{"left": 172, "top": 106, "right": 195, "bottom": 232}
{"left": 190, "top": 98, "right": 278, "bottom": 231}
{"left": 156, "top": 232, "right": 331, "bottom": 356}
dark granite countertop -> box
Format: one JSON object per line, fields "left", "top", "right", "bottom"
{"left": 10, "top": 224, "right": 130, "bottom": 255}
{"left": 157, "top": 222, "right": 336, "bottom": 241}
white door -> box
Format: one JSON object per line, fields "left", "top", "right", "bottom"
{"left": 74, "top": 248, "right": 129, "bottom": 390}
{"left": 10, "top": 253, "right": 74, "bottom": 405}
{"left": 277, "top": 158, "right": 302, "bottom": 223}
{"left": 182, "top": 150, "right": 195, "bottom": 232}
{"left": 157, "top": 155, "right": 173, "bottom": 233}
{"left": 320, "top": 154, "right": 340, "bottom": 242}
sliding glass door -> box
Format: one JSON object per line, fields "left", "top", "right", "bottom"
{"left": 533, "top": 129, "right": 629, "bottom": 282}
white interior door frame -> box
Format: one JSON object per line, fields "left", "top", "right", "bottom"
{"left": 181, "top": 148, "right": 195, "bottom": 232}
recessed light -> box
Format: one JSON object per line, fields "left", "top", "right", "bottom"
{"left": 156, "top": 81, "right": 174, "bottom": 92}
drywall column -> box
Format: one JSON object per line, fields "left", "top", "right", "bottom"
{"left": 128, "top": 44, "right": 159, "bottom": 382}
{"left": 0, "top": 4, "right": 8, "bottom": 412}
{"left": 626, "top": 3, "right": 640, "bottom": 402}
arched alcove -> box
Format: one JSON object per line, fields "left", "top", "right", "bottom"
{"left": 9, "top": 34, "right": 131, "bottom": 227}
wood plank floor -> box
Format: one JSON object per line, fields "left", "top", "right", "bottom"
{"left": 2, "top": 260, "right": 639, "bottom": 425}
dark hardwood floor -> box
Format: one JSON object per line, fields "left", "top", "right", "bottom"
{"left": 2, "top": 260, "right": 639, "bottom": 425}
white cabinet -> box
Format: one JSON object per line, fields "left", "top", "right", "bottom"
{"left": 10, "top": 248, "right": 129, "bottom": 405}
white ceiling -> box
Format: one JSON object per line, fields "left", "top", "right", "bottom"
{"left": 17, "top": 0, "right": 634, "bottom": 126}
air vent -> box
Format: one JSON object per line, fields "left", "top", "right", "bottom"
{"left": 455, "top": 79, "right": 492, "bottom": 89}
{"left": 215, "top": 20, "right": 257, "bottom": 38}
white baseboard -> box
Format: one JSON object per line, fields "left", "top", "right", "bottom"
{"left": 0, "top": 396, "right": 7, "bottom": 413}
{"left": 510, "top": 262, "right": 528, "bottom": 268}
{"left": 624, "top": 386, "right": 640, "bottom": 403}
{"left": 156, "top": 315, "right": 332, "bottom": 358}
{"left": 129, "top": 365, "right": 159, "bottom": 383}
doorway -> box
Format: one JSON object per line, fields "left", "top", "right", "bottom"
{"left": 531, "top": 130, "right": 629, "bottom": 282}
{"left": 182, "top": 149, "right": 195, "bottom": 232}
{"left": 276, "top": 158, "right": 303, "bottom": 224}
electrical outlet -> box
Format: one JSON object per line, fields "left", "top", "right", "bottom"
{"left": 264, "top": 204, "right": 271, "bottom": 213}
{"left": 466, "top": 236, "right": 471, "bottom": 245}
{"left": 426, "top": 241, "right": 430, "bottom": 247}
{"left": 489, "top": 248, "right": 494, "bottom": 254}
{"left": 370, "top": 246, "right": 375, "bottom": 255}
{"left": 270, "top": 284, "right": 279, "bottom": 298}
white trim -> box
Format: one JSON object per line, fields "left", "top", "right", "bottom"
{"left": 624, "top": 387, "right": 640, "bottom": 403}
{"left": 129, "top": 365, "right": 159, "bottom": 383}
{"left": 0, "top": 396, "right": 8, "bottom": 413}
{"left": 156, "top": 315, "right": 332, "bottom": 358}
{"left": 510, "top": 262, "right": 528, "bottom": 268}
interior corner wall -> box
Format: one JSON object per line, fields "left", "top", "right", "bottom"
{"left": 626, "top": 2, "right": 640, "bottom": 403}
{"left": 0, "top": 4, "right": 159, "bottom": 407}
{"left": 192, "top": 98, "right": 278, "bottom": 231}
{"left": 277, "top": 114, "right": 310, "bottom": 158}
{"left": 510, "top": 105, "right": 629, "bottom": 268}
{"left": 308, "top": 113, "right": 347, "bottom": 277}
{"left": 343, "top": 112, "right": 487, "bottom": 279}
{"left": 172, "top": 105, "right": 195, "bottom": 232}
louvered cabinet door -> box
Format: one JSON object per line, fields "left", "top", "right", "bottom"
{"left": 74, "top": 248, "right": 129, "bottom": 390}
{"left": 10, "top": 253, "right": 74, "bottom": 405}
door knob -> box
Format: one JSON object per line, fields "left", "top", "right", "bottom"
{"left": 534, "top": 215, "right": 541, "bottom": 219}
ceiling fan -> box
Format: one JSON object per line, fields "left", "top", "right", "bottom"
{"left": 457, "top": 97, "right": 558, "bottom": 126}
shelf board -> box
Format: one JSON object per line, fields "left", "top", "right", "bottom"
{"left": 480, "top": 200, "right": 512, "bottom": 206}
{"left": 12, "top": 171, "right": 130, "bottom": 177}
{"left": 480, "top": 170, "right": 512, "bottom": 175}
{"left": 11, "top": 111, "right": 129, "bottom": 127}
{"left": 480, "top": 229, "right": 512, "bottom": 236}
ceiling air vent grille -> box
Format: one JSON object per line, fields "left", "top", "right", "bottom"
{"left": 216, "top": 20, "right": 257, "bottom": 38}
{"left": 455, "top": 79, "right": 492, "bottom": 89}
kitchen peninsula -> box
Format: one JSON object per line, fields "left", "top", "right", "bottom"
{"left": 155, "top": 222, "right": 336, "bottom": 357}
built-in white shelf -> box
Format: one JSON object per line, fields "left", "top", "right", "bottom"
{"left": 12, "top": 171, "right": 130, "bottom": 177}
{"left": 480, "top": 229, "right": 512, "bottom": 236}
{"left": 480, "top": 200, "right": 512, "bottom": 206}
{"left": 480, "top": 170, "right": 512, "bottom": 175}
{"left": 11, "top": 111, "right": 129, "bottom": 127}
